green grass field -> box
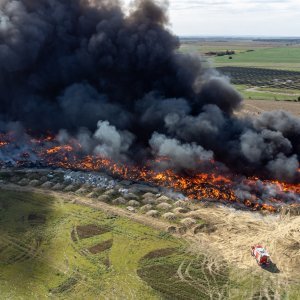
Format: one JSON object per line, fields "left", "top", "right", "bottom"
{"left": 235, "top": 85, "right": 300, "bottom": 101}
{"left": 180, "top": 39, "right": 300, "bottom": 101}
{"left": 0, "top": 189, "right": 231, "bottom": 299}
{"left": 1, "top": 189, "right": 299, "bottom": 299}
{"left": 214, "top": 47, "right": 300, "bottom": 71}
{"left": 0, "top": 190, "right": 181, "bottom": 299}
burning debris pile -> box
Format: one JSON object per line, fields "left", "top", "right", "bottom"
{"left": 0, "top": 0, "right": 299, "bottom": 212}
{"left": 64, "top": 171, "right": 116, "bottom": 190}
{"left": 0, "top": 132, "right": 299, "bottom": 212}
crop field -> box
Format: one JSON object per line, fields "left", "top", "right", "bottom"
{"left": 218, "top": 67, "right": 300, "bottom": 101}
{"left": 0, "top": 190, "right": 180, "bottom": 299}
{"left": 1, "top": 189, "right": 299, "bottom": 299}
{"left": 180, "top": 38, "right": 300, "bottom": 101}
{"left": 180, "top": 39, "right": 300, "bottom": 71}
{"left": 0, "top": 189, "right": 234, "bottom": 299}
{"left": 242, "top": 99, "right": 300, "bottom": 117}
{"left": 214, "top": 47, "right": 300, "bottom": 71}
{"left": 217, "top": 67, "right": 300, "bottom": 90}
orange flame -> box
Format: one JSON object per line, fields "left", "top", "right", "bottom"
{"left": 0, "top": 141, "right": 8, "bottom": 147}
{"left": 0, "top": 132, "right": 299, "bottom": 213}
{"left": 46, "top": 145, "right": 73, "bottom": 155}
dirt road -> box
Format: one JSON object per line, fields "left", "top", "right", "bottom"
{"left": 241, "top": 99, "right": 300, "bottom": 117}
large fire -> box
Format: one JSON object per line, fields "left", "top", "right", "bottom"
{"left": 0, "top": 132, "right": 299, "bottom": 213}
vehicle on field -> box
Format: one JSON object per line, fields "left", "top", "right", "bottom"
{"left": 251, "top": 245, "right": 270, "bottom": 266}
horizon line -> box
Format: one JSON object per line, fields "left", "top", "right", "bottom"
{"left": 178, "top": 35, "right": 300, "bottom": 39}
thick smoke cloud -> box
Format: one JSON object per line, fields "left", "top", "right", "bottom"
{"left": 149, "top": 132, "right": 213, "bottom": 171}
{"left": 57, "top": 120, "right": 134, "bottom": 160}
{"left": 0, "top": 0, "right": 299, "bottom": 182}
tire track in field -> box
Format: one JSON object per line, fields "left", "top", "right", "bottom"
{"left": 0, "top": 231, "right": 106, "bottom": 294}
{"left": 0, "top": 184, "right": 181, "bottom": 298}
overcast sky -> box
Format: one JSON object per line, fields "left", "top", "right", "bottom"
{"left": 124, "top": 0, "right": 300, "bottom": 37}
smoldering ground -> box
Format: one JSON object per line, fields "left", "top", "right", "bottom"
{"left": 0, "top": 0, "right": 299, "bottom": 182}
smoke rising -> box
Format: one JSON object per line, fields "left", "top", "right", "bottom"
{"left": 0, "top": 0, "right": 299, "bottom": 182}
{"left": 149, "top": 132, "right": 213, "bottom": 171}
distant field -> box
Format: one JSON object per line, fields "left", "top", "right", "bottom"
{"left": 218, "top": 67, "right": 300, "bottom": 101}
{"left": 180, "top": 38, "right": 300, "bottom": 101}
{"left": 242, "top": 99, "right": 300, "bottom": 117}
{"left": 180, "top": 39, "right": 300, "bottom": 71}
{"left": 214, "top": 47, "right": 300, "bottom": 71}
{"left": 180, "top": 39, "right": 278, "bottom": 54}
{"left": 218, "top": 67, "right": 300, "bottom": 89}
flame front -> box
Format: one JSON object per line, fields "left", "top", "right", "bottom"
{"left": 0, "top": 133, "right": 299, "bottom": 213}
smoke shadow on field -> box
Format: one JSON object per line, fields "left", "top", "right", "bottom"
{"left": 0, "top": 188, "right": 56, "bottom": 284}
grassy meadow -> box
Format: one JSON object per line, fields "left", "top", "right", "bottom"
{"left": 0, "top": 190, "right": 178, "bottom": 299}
{"left": 1, "top": 189, "right": 299, "bottom": 299}
{"left": 0, "top": 189, "right": 230, "bottom": 299}
{"left": 214, "top": 47, "right": 300, "bottom": 71}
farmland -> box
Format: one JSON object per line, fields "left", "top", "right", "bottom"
{"left": 214, "top": 47, "right": 300, "bottom": 71}
{"left": 1, "top": 187, "right": 299, "bottom": 299}
{"left": 0, "top": 189, "right": 180, "bottom": 299}
{"left": 0, "top": 189, "right": 232, "bottom": 299}
{"left": 180, "top": 38, "right": 300, "bottom": 101}
{"left": 220, "top": 67, "right": 300, "bottom": 101}
{"left": 242, "top": 99, "right": 300, "bottom": 117}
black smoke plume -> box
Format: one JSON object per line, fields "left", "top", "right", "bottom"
{"left": 0, "top": 0, "right": 299, "bottom": 182}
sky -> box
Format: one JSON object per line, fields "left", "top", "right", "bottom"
{"left": 124, "top": 0, "right": 300, "bottom": 37}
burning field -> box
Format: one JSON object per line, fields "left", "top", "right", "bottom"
{"left": 0, "top": 132, "right": 299, "bottom": 213}
{"left": 0, "top": 0, "right": 299, "bottom": 212}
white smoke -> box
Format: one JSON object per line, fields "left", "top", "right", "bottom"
{"left": 149, "top": 132, "right": 213, "bottom": 170}
{"left": 93, "top": 120, "right": 135, "bottom": 159}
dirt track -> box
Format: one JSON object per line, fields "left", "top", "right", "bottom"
{"left": 1, "top": 183, "right": 299, "bottom": 284}
{"left": 241, "top": 99, "right": 300, "bottom": 117}
{"left": 0, "top": 184, "right": 171, "bottom": 232}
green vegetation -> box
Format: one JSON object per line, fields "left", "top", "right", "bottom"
{"left": 0, "top": 189, "right": 299, "bottom": 299}
{"left": 180, "top": 42, "right": 267, "bottom": 55}
{"left": 0, "top": 189, "right": 180, "bottom": 299}
{"left": 180, "top": 41, "right": 300, "bottom": 71}
{"left": 235, "top": 85, "right": 300, "bottom": 101}
{"left": 217, "top": 66, "right": 300, "bottom": 101}
{"left": 214, "top": 47, "right": 300, "bottom": 71}
{"left": 138, "top": 249, "right": 229, "bottom": 299}
{"left": 180, "top": 39, "right": 300, "bottom": 101}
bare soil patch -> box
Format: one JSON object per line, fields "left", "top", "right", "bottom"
{"left": 76, "top": 224, "right": 110, "bottom": 240}
{"left": 88, "top": 239, "right": 113, "bottom": 254}
{"left": 242, "top": 99, "right": 300, "bottom": 117}
{"left": 142, "top": 248, "right": 176, "bottom": 260}
{"left": 28, "top": 213, "right": 46, "bottom": 225}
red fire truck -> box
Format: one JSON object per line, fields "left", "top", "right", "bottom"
{"left": 251, "top": 245, "right": 270, "bottom": 266}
